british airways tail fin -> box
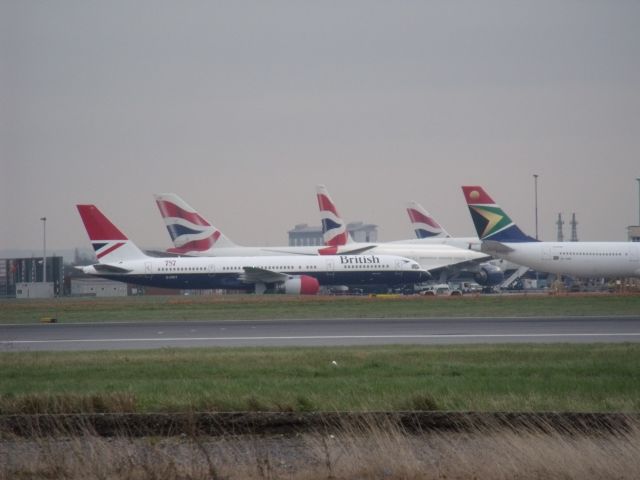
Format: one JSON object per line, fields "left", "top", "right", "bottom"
{"left": 406, "top": 201, "right": 450, "bottom": 238}
{"left": 461, "top": 186, "right": 537, "bottom": 243}
{"left": 154, "top": 193, "right": 237, "bottom": 254}
{"left": 316, "top": 185, "right": 353, "bottom": 246}
{"left": 76, "top": 205, "right": 148, "bottom": 262}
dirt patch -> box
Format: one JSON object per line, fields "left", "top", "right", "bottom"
{"left": 1, "top": 411, "right": 636, "bottom": 438}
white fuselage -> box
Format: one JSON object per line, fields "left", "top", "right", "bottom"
{"left": 81, "top": 254, "right": 428, "bottom": 290}
{"left": 177, "top": 242, "right": 489, "bottom": 273}
{"left": 483, "top": 241, "right": 640, "bottom": 277}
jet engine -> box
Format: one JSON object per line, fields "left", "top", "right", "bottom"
{"left": 473, "top": 263, "right": 504, "bottom": 286}
{"left": 277, "top": 275, "right": 320, "bottom": 295}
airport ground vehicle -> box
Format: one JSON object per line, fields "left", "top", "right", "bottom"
{"left": 419, "top": 284, "right": 463, "bottom": 296}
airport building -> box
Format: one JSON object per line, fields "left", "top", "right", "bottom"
{"left": 628, "top": 225, "right": 640, "bottom": 242}
{"left": 70, "top": 277, "right": 129, "bottom": 297}
{"left": 288, "top": 222, "right": 378, "bottom": 246}
{"left": 0, "top": 256, "right": 63, "bottom": 298}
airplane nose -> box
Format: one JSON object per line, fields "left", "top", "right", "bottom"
{"left": 419, "top": 271, "right": 431, "bottom": 281}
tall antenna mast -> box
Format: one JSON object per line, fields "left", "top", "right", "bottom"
{"left": 570, "top": 213, "right": 578, "bottom": 242}
{"left": 556, "top": 213, "right": 564, "bottom": 242}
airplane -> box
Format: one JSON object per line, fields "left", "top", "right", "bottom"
{"left": 404, "top": 200, "right": 480, "bottom": 249}
{"left": 407, "top": 200, "right": 450, "bottom": 239}
{"left": 155, "top": 193, "right": 491, "bottom": 276}
{"left": 402, "top": 200, "right": 508, "bottom": 286}
{"left": 462, "top": 185, "right": 640, "bottom": 278}
{"left": 315, "top": 185, "right": 503, "bottom": 286}
{"left": 154, "top": 193, "right": 373, "bottom": 257}
{"left": 76, "top": 204, "right": 429, "bottom": 294}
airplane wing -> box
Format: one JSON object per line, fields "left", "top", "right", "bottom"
{"left": 259, "top": 249, "right": 318, "bottom": 256}
{"left": 260, "top": 245, "right": 377, "bottom": 256}
{"left": 92, "top": 264, "right": 133, "bottom": 274}
{"left": 241, "top": 266, "right": 290, "bottom": 284}
{"left": 316, "top": 245, "right": 378, "bottom": 256}
{"left": 336, "top": 245, "right": 377, "bottom": 255}
{"left": 481, "top": 240, "right": 515, "bottom": 254}
{"left": 145, "top": 249, "right": 190, "bottom": 258}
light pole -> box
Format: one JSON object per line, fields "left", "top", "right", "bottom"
{"left": 40, "top": 217, "right": 46, "bottom": 283}
{"left": 636, "top": 178, "right": 640, "bottom": 225}
{"left": 533, "top": 174, "right": 539, "bottom": 240}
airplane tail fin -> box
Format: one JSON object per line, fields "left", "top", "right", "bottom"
{"left": 461, "top": 186, "right": 537, "bottom": 242}
{"left": 406, "top": 201, "right": 450, "bottom": 238}
{"left": 154, "top": 193, "right": 237, "bottom": 254}
{"left": 76, "top": 205, "right": 148, "bottom": 262}
{"left": 316, "top": 185, "right": 352, "bottom": 246}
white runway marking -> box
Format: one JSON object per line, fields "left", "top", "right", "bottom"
{"left": 3, "top": 332, "right": 640, "bottom": 345}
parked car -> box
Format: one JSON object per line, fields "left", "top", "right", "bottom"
{"left": 419, "top": 284, "right": 462, "bottom": 296}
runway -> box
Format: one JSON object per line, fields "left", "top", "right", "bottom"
{"left": 2, "top": 315, "right": 640, "bottom": 351}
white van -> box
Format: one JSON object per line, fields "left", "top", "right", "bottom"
{"left": 419, "top": 284, "right": 462, "bottom": 296}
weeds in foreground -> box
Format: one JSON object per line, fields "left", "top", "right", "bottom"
{"left": 2, "top": 415, "right": 639, "bottom": 479}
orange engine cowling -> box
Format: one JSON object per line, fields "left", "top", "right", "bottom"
{"left": 280, "top": 275, "right": 320, "bottom": 295}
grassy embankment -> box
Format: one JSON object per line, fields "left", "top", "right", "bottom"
{"left": 2, "top": 343, "right": 640, "bottom": 414}
{"left": 1, "top": 292, "right": 640, "bottom": 323}
{"left": 4, "top": 416, "right": 640, "bottom": 479}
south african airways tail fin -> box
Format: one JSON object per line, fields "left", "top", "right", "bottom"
{"left": 76, "top": 205, "right": 148, "bottom": 263}
{"left": 461, "top": 186, "right": 537, "bottom": 243}
{"left": 406, "top": 201, "right": 450, "bottom": 239}
{"left": 154, "top": 193, "right": 237, "bottom": 254}
{"left": 316, "top": 185, "right": 353, "bottom": 246}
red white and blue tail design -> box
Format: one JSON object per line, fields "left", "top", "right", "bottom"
{"left": 316, "top": 185, "right": 352, "bottom": 246}
{"left": 76, "top": 205, "right": 147, "bottom": 262}
{"left": 154, "top": 193, "right": 237, "bottom": 254}
{"left": 406, "top": 201, "right": 450, "bottom": 239}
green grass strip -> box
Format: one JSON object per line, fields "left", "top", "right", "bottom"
{"left": 1, "top": 293, "right": 639, "bottom": 324}
{"left": 2, "top": 343, "right": 639, "bottom": 413}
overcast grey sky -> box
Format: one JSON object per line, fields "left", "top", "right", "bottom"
{"left": 2, "top": 1, "right": 639, "bottom": 254}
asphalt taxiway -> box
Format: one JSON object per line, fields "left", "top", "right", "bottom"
{"left": 1, "top": 315, "right": 640, "bottom": 351}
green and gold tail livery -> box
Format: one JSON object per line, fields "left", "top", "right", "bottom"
{"left": 461, "top": 186, "right": 537, "bottom": 243}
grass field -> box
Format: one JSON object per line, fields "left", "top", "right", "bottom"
{"left": 1, "top": 292, "right": 640, "bottom": 324}
{"left": 2, "top": 343, "right": 640, "bottom": 414}
{"left": 3, "top": 296, "right": 639, "bottom": 478}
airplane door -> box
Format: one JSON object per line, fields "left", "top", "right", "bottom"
{"left": 395, "top": 260, "right": 403, "bottom": 278}
{"left": 207, "top": 264, "right": 215, "bottom": 275}
{"left": 542, "top": 245, "right": 562, "bottom": 262}
{"left": 144, "top": 262, "right": 153, "bottom": 276}
{"left": 326, "top": 259, "right": 334, "bottom": 279}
